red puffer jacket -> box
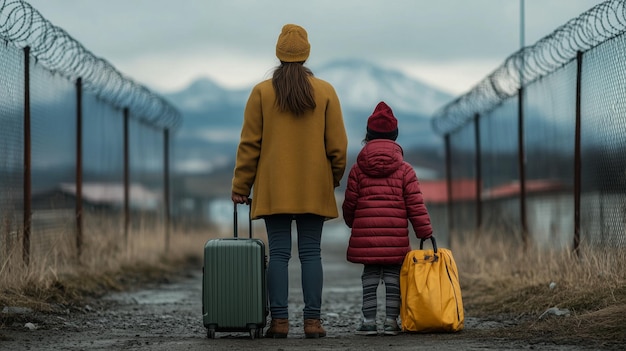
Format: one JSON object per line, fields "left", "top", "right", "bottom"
{"left": 342, "top": 139, "right": 433, "bottom": 265}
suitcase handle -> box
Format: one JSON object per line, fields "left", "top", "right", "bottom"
{"left": 233, "top": 199, "right": 252, "bottom": 238}
{"left": 419, "top": 236, "right": 438, "bottom": 253}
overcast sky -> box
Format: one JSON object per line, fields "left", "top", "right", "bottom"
{"left": 24, "top": 0, "right": 604, "bottom": 95}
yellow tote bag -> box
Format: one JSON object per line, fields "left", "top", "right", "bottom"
{"left": 400, "top": 237, "right": 464, "bottom": 332}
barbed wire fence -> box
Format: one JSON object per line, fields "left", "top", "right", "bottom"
{"left": 430, "top": 0, "right": 626, "bottom": 252}
{"left": 0, "top": 0, "right": 181, "bottom": 267}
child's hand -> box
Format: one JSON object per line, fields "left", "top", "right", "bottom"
{"left": 418, "top": 232, "right": 432, "bottom": 240}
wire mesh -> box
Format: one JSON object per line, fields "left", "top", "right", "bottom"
{"left": 82, "top": 92, "right": 124, "bottom": 183}
{"left": 580, "top": 32, "right": 626, "bottom": 247}
{"left": 129, "top": 116, "right": 164, "bottom": 230}
{"left": 0, "top": 41, "right": 24, "bottom": 262}
{"left": 523, "top": 62, "right": 577, "bottom": 249}
{"left": 81, "top": 90, "right": 125, "bottom": 234}
{"left": 449, "top": 123, "right": 476, "bottom": 233}
{"left": 29, "top": 59, "right": 76, "bottom": 253}
{"left": 524, "top": 62, "right": 577, "bottom": 184}
{"left": 480, "top": 98, "right": 521, "bottom": 236}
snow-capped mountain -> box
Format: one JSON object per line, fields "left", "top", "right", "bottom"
{"left": 166, "top": 78, "right": 249, "bottom": 112}
{"left": 165, "top": 59, "right": 453, "bottom": 175}
{"left": 315, "top": 59, "right": 451, "bottom": 115}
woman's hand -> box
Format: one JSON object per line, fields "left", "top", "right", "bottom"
{"left": 231, "top": 192, "right": 250, "bottom": 204}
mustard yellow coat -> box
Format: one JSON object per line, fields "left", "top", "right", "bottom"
{"left": 232, "top": 76, "right": 348, "bottom": 219}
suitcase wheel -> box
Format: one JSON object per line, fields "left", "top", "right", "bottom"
{"left": 251, "top": 327, "right": 262, "bottom": 339}
{"left": 248, "top": 325, "right": 263, "bottom": 339}
{"left": 206, "top": 327, "right": 216, "bottom": 339}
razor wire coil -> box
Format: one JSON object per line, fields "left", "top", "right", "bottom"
{"left": 431, "top": 0, "right": 626, "bottom": 135}
{"left": 0, "top": 0, "right": 180, "bottom": 130}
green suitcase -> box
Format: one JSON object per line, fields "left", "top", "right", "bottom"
{"left": 202, "top": 203, "right": 267, "bottom": 339}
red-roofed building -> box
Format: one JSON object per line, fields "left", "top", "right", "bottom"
{"left": 482, "top": 179, "right": 569, "bottom": 200}
{"left": 420, "top": 178, "right": 570, "bottom": 204}
{"left": 420, "top": 179, "right": 477, "bottom": 205}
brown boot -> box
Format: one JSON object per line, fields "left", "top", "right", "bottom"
{"left": 265, "top": 318, "right": 289, "bottom": 338}
{"left": 304, "top": 319, "right": 326, "bottom": 338}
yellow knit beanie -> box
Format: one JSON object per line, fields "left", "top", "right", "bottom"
{"left": 275, "top": 24, "right": 310, "bottom": 62}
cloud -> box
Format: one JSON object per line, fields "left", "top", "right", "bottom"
{"left": 178, "top": 128, "right": 241, "bottom": 143}
{"left": 174, "top": 159, "right": 213, "bottom": 173}
{"left": 25, "top": 0, "right": 605, "bottom": 94}
{"left": 386, "top": 58, "right": 505, "bottom": 95}
{"left": 174, "top": 153, "right": 232, "bottom": 174}
{"left": 117, "top": 51, "right": 274, "bottom": 92}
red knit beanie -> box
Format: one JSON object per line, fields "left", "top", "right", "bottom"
{"left": 366, "top": 101, "right": 398, "bottom": 141}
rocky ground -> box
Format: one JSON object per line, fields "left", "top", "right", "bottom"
{"left": 0, "top": 239, "right": 619, "bottom": 350}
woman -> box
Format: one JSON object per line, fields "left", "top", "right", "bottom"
{"left": 231, "top": 23, "right": 348, "bottom": 339}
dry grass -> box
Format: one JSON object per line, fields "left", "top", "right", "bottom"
{"left": 454, "top": 230, "right": 626, "bottom": 344}
{"left": 0, "top": 213, "right": 210, "bottom": 312}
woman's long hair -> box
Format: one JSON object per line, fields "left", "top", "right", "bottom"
{"left": 272, "top": 62, "right": 316, "bottom": 116}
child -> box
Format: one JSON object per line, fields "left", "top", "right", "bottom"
{"left": 342, "top": 101, "right": 433, "bottom": 336}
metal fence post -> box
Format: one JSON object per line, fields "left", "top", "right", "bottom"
{"left": 123, "top": 108, "right": 130, "bottom": 244}
{"left": 573, "top": 51, "right": 583, "bottom": 256}
{"left": 518, "top": 87, "right": 528, "bottom": 250}
{"left": 23, "top": 46, "right": 31, "bottom": 266}
{"left": 474, "top": 113, "right": 482, "bottom": 231}
{"left": 444, "top": 134, "right": 454, "bottom": 249}
{"left": 163, "top": 128, "right": 170, "bottom": 253}
{"left": 75, "top": 77, "right": 83, "bottom": 259}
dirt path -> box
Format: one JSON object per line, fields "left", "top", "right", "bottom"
{"left": 0, "top": 236, "right": 602, "bottom": 351}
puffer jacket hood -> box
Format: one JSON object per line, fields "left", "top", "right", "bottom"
{"left": 356, "top": 139, "right": 404, "bottom": 178}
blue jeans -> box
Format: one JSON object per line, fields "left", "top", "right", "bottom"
{"left": 264, "top": 214, "right": 324, "bottom": 320}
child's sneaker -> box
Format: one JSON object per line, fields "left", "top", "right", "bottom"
{"left": 355, "top": 322, "right": 378, "bottom": 336}
{"left": 383, "top": 319, "right": 401, "bottom": 336}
